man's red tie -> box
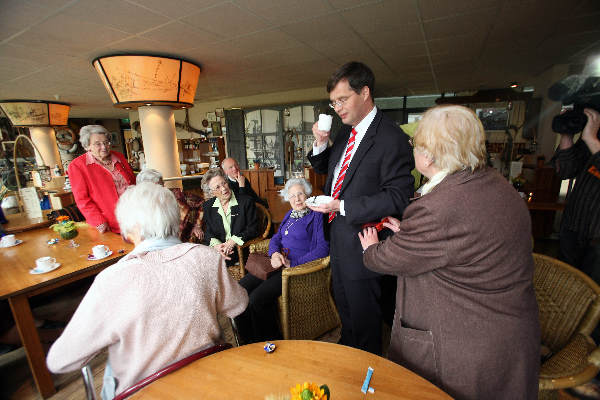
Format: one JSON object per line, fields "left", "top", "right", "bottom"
{"left": 329, "top": 128, "right": 358, "bottom": 223}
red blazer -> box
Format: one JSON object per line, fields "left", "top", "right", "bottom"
{"left": 67, "top": 151, "right": 135, "bottom": 233}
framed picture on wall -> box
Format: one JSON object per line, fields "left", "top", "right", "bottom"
{"left": 207, "top": 112, "right": 217, "bottom": 122}
{"left": 211, "top": 121, "right": 222, "bottom": 135}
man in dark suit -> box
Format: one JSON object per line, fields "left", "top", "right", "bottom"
{"left": 221, "top": 157, "right": 267, "bottom": 207}
{"left": 307, "top": 62, "right": 414, "bottom": 354}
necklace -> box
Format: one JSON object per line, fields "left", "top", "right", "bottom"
{"left": 284, "top": 208, "right": 310, "bottom": 235}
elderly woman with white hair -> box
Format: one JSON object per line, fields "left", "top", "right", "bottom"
{"left": 358, "top": 105, "right": 540, "bottom": 399}
{"left": 46, "top": 182, "right": 248, "bottom": 399}
{"left": 136, "top": 168, "right": 205, "bottom": 243}
{"left": 235, "top": 178, "right": 329, "bottom": 343}
{"left": 67, "top": 125, "right": 135, "bottom": 233}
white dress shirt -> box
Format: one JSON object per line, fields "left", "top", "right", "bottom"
{"left": 313, "top": 106, "right": 377, "bottom": 215}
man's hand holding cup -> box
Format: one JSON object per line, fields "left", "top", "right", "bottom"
{"left": 313, "top": 114, "right": 333, "bottom": 147}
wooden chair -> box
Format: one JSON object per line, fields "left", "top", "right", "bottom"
{"left": 81, "top": 343, "right": 232, "bottom": 400}
{"left": 534, "top": 253, "right": 600, "bottom": 399}
{"left": 237, "top": 202, "right": 271, "bottom": 277}
{"left": 249, "top": 239, "right": 341, "bottom": 340}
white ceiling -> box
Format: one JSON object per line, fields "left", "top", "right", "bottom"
{"left": 0, "top": 0, "right": 599, "bottom": 118}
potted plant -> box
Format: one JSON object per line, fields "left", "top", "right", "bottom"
{"left": 50, "top": 216, "right": 84, "bottom": 239}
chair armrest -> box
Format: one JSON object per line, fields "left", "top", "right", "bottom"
{"left": 540, "top": 333, "right": 599, "bottom": 390}
{"left": 282, "top": 256, "right": 330, "bottom": 277}
{"left": 589, "top": 346, "right": 600, "bottom": 367}
{"left": 248, "top": 239, "right": 270, "bottom": 254}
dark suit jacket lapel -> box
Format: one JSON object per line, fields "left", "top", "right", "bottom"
{"left": 338, "top": 111, "right": 381, "bottom": 196}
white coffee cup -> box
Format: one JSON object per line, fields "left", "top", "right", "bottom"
{"left": 36, "top": 256, "right": 56, "bottom": 272}
{"left": 92, "top": 245, "right": 109, "bottom": 259}
{"left": 318, "top": 114, "right": 333, "bottom": 132}
{"left": 1, "top": 234, "right": 16, "bottom": 247}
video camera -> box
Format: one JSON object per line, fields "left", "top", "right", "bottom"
{"left": 549, "top": 75, "right": 600, "bottom": 134}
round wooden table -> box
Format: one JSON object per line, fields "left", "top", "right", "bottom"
{"left": 131, "top": 340, "right": 452, "bottom": 399}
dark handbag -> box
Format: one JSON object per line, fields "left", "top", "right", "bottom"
{"left": 245, "top": 253, "right": 278, "bottom": 280}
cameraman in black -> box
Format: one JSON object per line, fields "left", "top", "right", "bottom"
{"left": 553, "top": 108, "right": 600, "bottom": 278}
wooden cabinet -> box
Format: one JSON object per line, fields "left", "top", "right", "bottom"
{"left": 240, "top": 168, "right": 274, "bottom": 200}
{"left": 305, "top": 167, "right": 328, "bottom": 196}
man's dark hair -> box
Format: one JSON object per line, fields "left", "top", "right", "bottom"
{"left": 326, "top": 61, "right": 375, "bottom": 97}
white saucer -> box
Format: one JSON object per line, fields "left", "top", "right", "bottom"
{"left": 306, "top": 195, "right": 334, "bottom": 207}
{"left": 1, "top": 239, "right": 23, "bottom": 248}
{"left": 87, "top": 250, "right": 113, "bottom": 261}
{"left": 29, "top": 263, "right": 61, "bottom": 274}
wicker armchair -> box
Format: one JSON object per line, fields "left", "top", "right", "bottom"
{"left": 250, "top": 239, "right": 341, "bottom": 340}
{"left": 237, "top": 202, "right": 271, "bottom": 277}
{"left": 534, "top": 253, "right": 600, "bottom": 399}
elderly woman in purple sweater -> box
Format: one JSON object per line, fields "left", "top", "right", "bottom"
{"left": 236, "top": 178, "right": 329, "bottom": 343}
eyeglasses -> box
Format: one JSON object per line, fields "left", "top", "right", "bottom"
{"left": 328, "top": 92, "right": 357, "bottom": 109}
{"left": 210, "top": 182, "right": 229, "bottom": 192}
{"left": 288, "top": 192, "right": 306, "bottom": 199}
{"left": 91, "top": 140, "right": 111, "bottom": 148}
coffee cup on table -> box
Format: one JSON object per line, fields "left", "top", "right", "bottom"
{"left": 35, "top": 256, "right": 56, "bottom": 272}
{"left": 1, "top": 234, "right": 16, "bottom": 247}
{"left": 92, "top": 245, "right": 109, "bottom": 259}
{"left": 318, "top": 114, "right": 333, "bottom": 132}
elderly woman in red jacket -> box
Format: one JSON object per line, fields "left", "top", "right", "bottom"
{"left": 68, "top": 125, "right": 135, "bottom": 233}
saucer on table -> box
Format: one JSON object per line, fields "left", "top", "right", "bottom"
{"left": 305, "top": 195, "right": 334, "bottom": 207}
{"left": 29, "top": 263, "right": 61, "bottom": 275}
{"left": 87, "top": 250, "right": 113, "bottom": 261}
{"left": 1, "top": 239, "right": 23, "bottom": 248}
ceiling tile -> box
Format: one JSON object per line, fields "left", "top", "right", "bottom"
{"left": 0, "top": 0, "right": 61, "bottom": 42}
{"left": 9, "top": 14, "right": 130, "bottom": 56}
{"left": 279, "top": 14, "right": 355, "bottom": 49}
{"left": 423, "top": 8, "right": 496, "bottom": 40}
{"left": 428, "top": 36, "right": 484, "bottom": 59}
{"left": 181, "top": 2, "right": 271, "bottom": 38}
{"left": 340, "top": 0, "right": 417, "bottom": 34}
{"left": 361, "top": 25, "right": 424, "bottom": 50}
{"left": 141, "top": 21, "right": 222, "bottom": 51}
{"left": 126, "top": 0, "right": 225, "bottom": 19}
{"left": 219, "top": 29, "right": 304, "bottom": 58}
{"left": 418, "top": 0, "right": 498, "bottom": 20}
{"left": 234, "top": 0, "right": 333, "bottom": 24}
{"left": 242, "top": 44, "right": 324, "bottom": 70}
{"left": 61, "top": 0, "right": 170, "bottom": 34}
{"left": 328, "top": 0, "right": 383, "bottom": 11}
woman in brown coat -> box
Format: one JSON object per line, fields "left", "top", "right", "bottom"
{"left": 359, "top": 105, "right": 540, "bottom": 400}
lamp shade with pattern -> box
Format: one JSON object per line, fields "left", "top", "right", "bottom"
{"left": 92, "top": 54, "right": 201, "bottom": 109}
{"left": 0, "top": 100, "right": 70, "bottom": 127}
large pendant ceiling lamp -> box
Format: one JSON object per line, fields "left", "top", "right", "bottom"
{"left": 92, "top": 54, "right": 201, "bottom": 110}
{"left": 0, "top": 100, "right": 70, "bottom": 127}
{"left": 92, "top": 54, "right": 202, "bottom": 189}
{"left": 0, "top": 100, "right": 70, "bottom": 176}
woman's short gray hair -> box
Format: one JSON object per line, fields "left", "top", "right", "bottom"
{"left": 279, "top": 178, "right": 312, "bottom": 201}
{"left": 136, "top": 168, "right": 163, "bottom": 185}
{"left": 115, "top": 182, "right": 180, "bottom": 240}
{"left": 79, "top": 125, "right": 110, "bottom": 149}
{"left": 201, "top": 168, "right": 227, "bottom": 198}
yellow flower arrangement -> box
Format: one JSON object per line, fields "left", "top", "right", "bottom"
{"left": 290, "top": 382, "right": 329, "bottom": 400}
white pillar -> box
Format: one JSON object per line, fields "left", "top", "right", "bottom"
{"left": 138, "top": 105, "right": 182, "bottom": 189}
{"left": 29, "top": 127, "right": 63, "bottom": 176}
